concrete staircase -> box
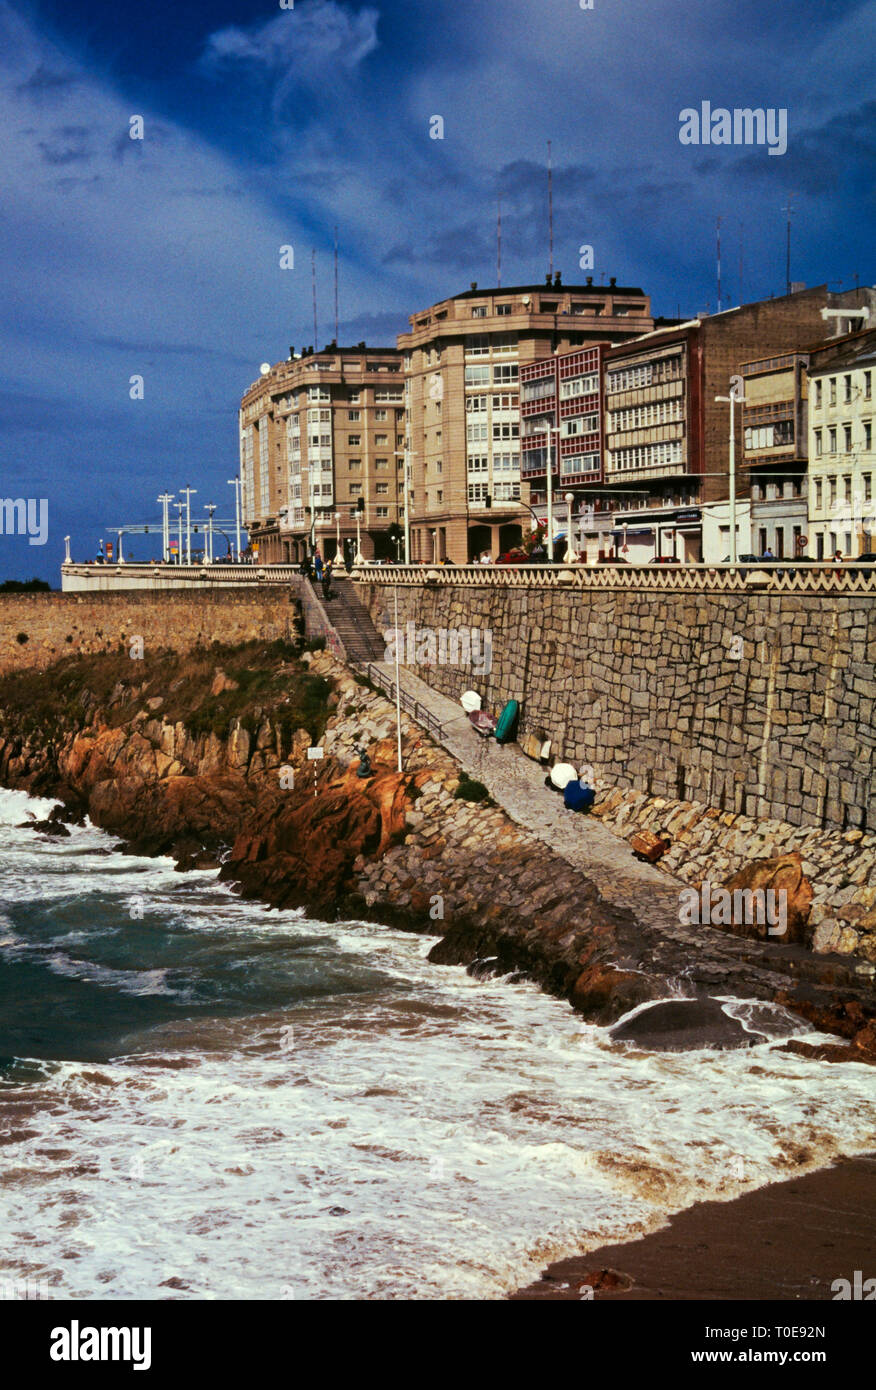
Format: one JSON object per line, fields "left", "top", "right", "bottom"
{"left": 319, "top": 575, "right": 386, "bottom": 666}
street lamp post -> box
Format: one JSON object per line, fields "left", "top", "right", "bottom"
{"left": 354, "top": 508, "right": 364, "bottom": 564}
{"left": 394, "top": 450, "right": 414, "bottom": 564}
{"left": 564, "top": 492, "right": 575, "bottom": 562}
{"left": 116, "top": 529, "right": 125, "bottom": 563}
{"left": 335, "top": 509, "right": 341, "bottom": 561}
{"left": 227, "top": 477, "right": 242, "bottom": 560}
{"left": 174, "top": 503, "right": 184, "bottom": 564}
{"left": 180, "top": 485, "right": 197, "bottom": 565}
{"left": 545, "top": 425, "right": 561, "bottom": 563}
{"left": 205, "top": 504, "right": 216, "bottom": 563}
{"left": 158, "top": 493, "right": 174, "bottom": 563}
{"left": 716, "top": 385, "right": 744, "bottom": 564}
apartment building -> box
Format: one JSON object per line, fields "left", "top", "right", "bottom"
{"left": 601, "top": 286, "right": 864, "bottom": 563}
{"left": 740, "top": 351, "right": 810, "bottom": 558}
{"left": 239, "top": 344, "right": 405, "bottom": 563}
{"left": 398, "top": 275, "right": 653, "bottom": 562}
{"left": 520, "top": 345, "right": 607, "bottom": 556}
{"left": 806, "top": 328, "right": 876, "bottom": 558}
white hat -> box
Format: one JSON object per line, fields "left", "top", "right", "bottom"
{"left": 550, "top": 762, "right": 577, "bottom": 789}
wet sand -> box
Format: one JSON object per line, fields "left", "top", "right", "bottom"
{"left": 511, "top": 1155, "right": 876, "bottom": 1300}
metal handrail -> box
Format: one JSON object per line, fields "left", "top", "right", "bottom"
{"left": 360, "top": 662, "right": 445, "bottom": 741}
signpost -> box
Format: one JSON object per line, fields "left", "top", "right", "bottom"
{"left": 307, "top": 745, "right": 324, "bottom": 798}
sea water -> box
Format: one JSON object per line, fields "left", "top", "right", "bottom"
{"left": 1, "top": 787, "right": 874, "bottom": 1300}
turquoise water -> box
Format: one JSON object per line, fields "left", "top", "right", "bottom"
{"left": 1, "top": 787, "right": 874, "bottom": 1300}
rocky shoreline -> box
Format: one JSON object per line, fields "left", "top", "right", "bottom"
{"left": 0, "top": 639, "right": 874, "bottom": 1056}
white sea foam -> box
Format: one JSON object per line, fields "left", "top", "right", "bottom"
{"left": 0, "top": 792, "right": 874, "bottom": 1300}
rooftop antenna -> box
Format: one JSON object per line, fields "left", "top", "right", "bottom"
{"left": 334, "top": 226, "right": 339, "bottom": 344}
{"left": 311, "top": 249, "right": 318, "bottom": 348}
{"left": 497, "top": 195, "right": 502, "bottom": 288}
{"left": 716, "top": 215, "right": 722, "bottom": 313}
{"left": 547, "top": 140, "right": 554, "bottom": 280}
{"left": 739, "top": 220, "right": 744, "bottom": 305}
{"left": 782, "top": 194, "right": 796, "bottom": 295}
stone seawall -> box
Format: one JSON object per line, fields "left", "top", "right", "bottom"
{"left": 0, "top": 590, "right": 301, "bottom": 674}
{"left": 362, "top": 582, "right": 876, "bottom": 837}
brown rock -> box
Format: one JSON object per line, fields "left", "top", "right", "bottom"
{"left": 720, "top": 851, "right": 813, "bottom": 943}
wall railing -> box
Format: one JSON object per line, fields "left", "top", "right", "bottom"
{"left": 352, "top": 561, "right": 876, "bottom": 595}
{"left": 61, "top": 560, "right": 876, "bottom": 596}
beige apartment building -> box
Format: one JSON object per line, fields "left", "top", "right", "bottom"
{"left": 239, "top": 344, "right": 406, "bottom": 563}
{"left": 398, "top": 275, "right": 654, "bottom": 562}
{"left": 807, "top": 327, "right": 876, "bottom": 559}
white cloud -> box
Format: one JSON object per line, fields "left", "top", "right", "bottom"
{"left": 199, "top": 1, "right": 380, "bottom": 82}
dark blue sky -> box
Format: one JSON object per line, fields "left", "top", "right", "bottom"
{"left": 1, "top": 0, "right": 874, "bottom": 580}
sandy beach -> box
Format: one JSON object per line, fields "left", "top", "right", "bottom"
{"left": 512, "top": 1155, "right": 876, "bottom": 1300}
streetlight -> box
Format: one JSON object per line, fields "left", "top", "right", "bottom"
{"left": 227, "top": 476, "right": 242, "bottom": 560}
{"left": 116, "top": 528, "right": 125, "bottom": 563}
{"left": 394, "top": 450, "right": 414, "bottom": 564}
{"left": 204, "top": 504, "right": 216, "bottom": 563}
{"left": 335, "top": 509, "right": 341, "bottom": 562}
{"left": 564, "top": 492, "right": 575, "bottom": 562}
{"left": 545, "top": 425, "right": 561, "bottom": 563}
{"left": 354, "top": 502, "right": 364, "bottom": 564}
{"left": 716, "top": 383, "right": 745, "bottom": 564}
{"left": 174, "top": 502, "right": 184, "bottom": 564}
{"left": 158, "top": 493, "right": 174, "bottom": 563}
{"left": 180, "top": 485, "right": 197, "bottom": 565}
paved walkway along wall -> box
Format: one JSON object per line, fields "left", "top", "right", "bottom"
{"left": 360, "top": 579, "right": 876, "bottom": 836}
{"left": 0, "top": 590, "right": 301, "bottom": 675}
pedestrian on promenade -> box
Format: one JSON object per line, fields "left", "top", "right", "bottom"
{"left": 313, "top": 551, "right": 323, "bottom": 582}
{"left": 321, "top": 560, "right": 333, "bottom": 601}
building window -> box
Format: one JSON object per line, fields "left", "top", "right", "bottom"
{"left": 465, "top": 366, "right": 490, "bottom": 387}
{"left": 471, "top": 305, "right": 488, "bottom": 318}
{"left": 844, "top": 375, "right": 853, "bottom": 403}
{"left": 492, "top": 364, "right": 519, "bottom": 385}
{"left": 465, "top": 335, "right": 490, "bottom": 357}
{"left": 828, "top": 478, "right": 837, "bottom": 506}
{"left": 376, "top": 506, "right": 388, "bottom": 518}
{"left": 814, "top": 430, "right": 822, "bottom": 457}
{"left": 844, "top": 425, "right": 853, "bottom": 453}
{"left": 375, "top": 483, "right": 389, "bottom": 495}
{"left": 349, "top": 459, "right": 362, "bottom": 471}
{"left": 436, "top": 490, "right": 443, "bottom": 503}
{"left": 374, "top": 409, "right": 388, "bottom": 421}
{"left": 843, "top": 475, "right": 852, "bottom": 502}
{"left": 829, "top": 428, "right": 837, "bottom": 453}
{"left": 829, "top": 378, "right": 837, "bottom": 405}
{"left": 349, "top": 483, "right": 362, "bottom": 497}
{"left": 865, "top": 372, "right": 872, "bottom": 400}
{"left": 375, "top": 434, "right": 389, "bottom": 446}
{"left": 864, "top": 473, "right": 872, "bottom": 501}
{"left": 348, "top": 410, "right": 361, "bottom": 421}
{"left": 496, "top": 303, "right": 512, "bottom": 316}
{"left": 375, "top": 457, "right": 388, "bottom": 469}
{"left": 865, "top": 422, "right": 873, "bottom": 452}
{"left": 348, "top": 435, "right": 361, "bottom": 446}
{"left": 349, "top": 391, "right": 361, "bottom": 403}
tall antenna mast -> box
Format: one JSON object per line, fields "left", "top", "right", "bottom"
{"left": 497, "top": 196, "right": 502, "bottom": 287}
{"left": 333, "top": 226, "right": 339, "bottom": 343}
{"left": 716, "top": 215, "right": 722, "bottom": 313}
{"left": 739, "top": 221, "right": 744, "bottom": 305}
{"left": 782, "top": 194, "right": 795, "bottom": 295}
{"left": 547, "top": 140, "right": 554, "bottom": 278}
{"left": 311, "top": 249, "right": 318, "bottom": 347}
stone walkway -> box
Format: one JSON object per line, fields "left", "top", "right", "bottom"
{"left": 371, "top": 661, "right": 866, "bottom": 999}
{"left": 373, "top": 661, "right": 686, "bottom": 938}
